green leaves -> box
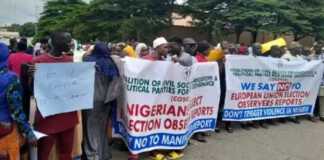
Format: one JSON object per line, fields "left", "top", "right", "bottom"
{"left": 35, "top": 0, "right": 176, "bottom": 42}
{"left": 184, "top": 0, "right": 324, "bottom": 42}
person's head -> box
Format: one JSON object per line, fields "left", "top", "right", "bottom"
{"left": 196, "top": 41, "right": 211, "bottom": 56}
{"left": 9, "top": 38, "right": 17, "bottom": 53}
{"left": 168, "top": 42, "right": 182, "bottom": 57}
{"left": 112, "top": 42, "right": 127, "bottom": 57}
{"left": 221, "top": 41, "right": 230, "bottom": 50}
{"left": 239, "top": 43, "right": 248, "bottom": 55}
{"left": 270, "top": 45, "right": 283, "bottom": 58}
{"left": 92, "top": 42, "right": 109, "bottom": 57}
{"left": 301, "top": 47, "right": 311, "bottom": 56}
{"left": 20, "top": 38, "right": 27, "bottom": 44}
{"left": 183, "top": 37, "right": 197, "bottom": 56}
{"left": 17, "top": 40, "right": 28, "bottom": 52}
{"left": 288, "top": 41, "right": 302, "bottom": 56}
{"left": 26, "top": 46, "right": 34, "bottom": 55}
{"left": 314, "top": 42, "right": 324, "bottom": 55}
{"left": 135, "top": 43, "right": 149, "bottom": 58}
{"left": 49, "top": 32, "right": 72, "bottom": 56}
{"left": 126, "top": 36, "right": 137, "bottom": 48}
{"left": 153, "top": 37, "right": 169, "bottom": 59}
{"left": 227, "top": 43, "right": 237, "bottom": 55}
{"left": 0, "top": 43, "right": 9, "bottom": 68}
{"left": 169, "top": 37, "right": 183, "bottom": 47}
{"left": 252, "top": 43, "right": 262, "bottom": 56}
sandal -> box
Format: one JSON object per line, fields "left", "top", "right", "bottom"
{"left": 150, "top": 153, "right": 167, "bottom": 160}
{"left": 167, "top": 151, "right": 184, "bottom": 160}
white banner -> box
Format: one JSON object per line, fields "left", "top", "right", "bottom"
{"left": 113, "top": 58, "right": 220, "bottom": 154}
{"left": 34, "top": 62, "right": 95, "bottom": 117}
{"left": 223, "top": 55, "right": 323, "bottom": 121}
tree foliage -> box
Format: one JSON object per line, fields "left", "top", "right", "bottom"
{"left": 183, "top": 0, "right": 324, "bottom": 42}
{"left": 35, "top": 0, "right": 177, "bottom": 43}
{"left": 19, "top": 22, "right": 37, "bottom": 37}
{"left": 34, "top": 0, "right": 324, "bottom": 43}
{"left": 34, "top": 0, "right": 87, "bottom": 42}
{"left": 5, "top": 23, "right": 36, "bottom": 37}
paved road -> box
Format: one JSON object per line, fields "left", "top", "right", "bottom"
{"left": 113, "top": 120, "right": 324, "bottom": 160}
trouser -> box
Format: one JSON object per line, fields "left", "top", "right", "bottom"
{"left": 82, "top": 101, "right": 112, "bottom": 160}
{"left": 313, "top": 97, "right": 320, "bottom": 117}
{"left": 0, "top": 124, "right": 20, "bottom": 160}
{"left": 320, "top": 96, "right": 324, "bottom": 118}
{"left": 38, "top": 127, "right": 75, "bottom": 160}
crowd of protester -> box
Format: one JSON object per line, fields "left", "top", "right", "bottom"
{"left": 0, "top": 32, "right": 324, "bottom": 160}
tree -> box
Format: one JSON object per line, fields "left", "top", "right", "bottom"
{"left": 256, "top": 0, "right": 319, "bottom": 40}
{"left": 34, "top": 0, "right": 87, "bottom": 42}
{"left": 19, "top": 22, "right": 37, "bottom": 37}
{"left": 183, "top": 0, "right": 324, "bottom": 43}
{"left": 77, "top": 0, "right": 177, "bottom": 42}
{"left": 6, "top": 24, "right": 20, "bottom": 32}
{"left": 183, "top": 0, "right": 276, "bottom": 43}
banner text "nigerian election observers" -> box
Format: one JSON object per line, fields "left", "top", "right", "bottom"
{"left": 113, "top": 58, "right": 220, "bottom": 154}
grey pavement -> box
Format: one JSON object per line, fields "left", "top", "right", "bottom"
{"left": 112, "top": 119, "right": 324, "bottom": 160}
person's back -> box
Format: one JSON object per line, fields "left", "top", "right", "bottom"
{"left": 8, "top": 52, "right": 32, "bottom": 76}
{"left": 8, "top": 41, "right": 33, "bottom": 76}
{"left": 0, "top": 43, "right": 36, "bottom": 160}
{"left": 32, "top": 32, "right": 78, "bottom": 160}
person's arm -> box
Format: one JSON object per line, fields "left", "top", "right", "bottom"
{"left": 6, "top": 78, "right": 36, "bottom": 142}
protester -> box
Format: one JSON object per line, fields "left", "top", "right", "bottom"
{"left": 33, "top": 32, "right": 78, "bottom": 160}
{"left": 228, "top": 43, "right": 238, "bottom": 55}
{"left": 309, "top": 42, "right": 324, "bottom": 122}
{"left": 251, "top": 43, "right": 263, "bottom": 56}
{"left": 82, "top": 43, "right": 121, "bottom": 160}
{"left": 281, "top": 42, "right": 304, "bottom": 124}
{"left": 8, "top": 40, "right": 33, "bottom": 76}
{"left": 215, "top": 53, "right": 234, "bottom": 133}
{"left": 238, "top": 43, "right": 248, "bottom": 55}
{"left": 195, "top": 41, "right": 210, "bottom": 62}
{"left": 9, "top": 38, "right": 18, "bottom": 54}
{"left": 35, "top": 37, "right": 50, "bottom": 56}
{"left": 168, "top": 42, "right": 194, "bottom": 67}
{"left": 269, "top": 45, "right": 283, "bottom": 58}
{"left": 123, "top": 37, "right": 138, "bottom": 58}
{"left": 183, "top": 38, "right": 197, "bottom": 56}
{"left": 0, "top": 42, "right": 36, "bottom": 160}
{"left": 281, "top": 41, "right": 303, "bottom": 61}
{"left": 135, "top": 43, "right": 149, "bottom": 58}
{"left": 142, "top": 37, "right": 184, "bottom": 160}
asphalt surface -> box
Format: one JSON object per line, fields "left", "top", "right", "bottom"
{"left": 112, "top": 119, "right": 324, "bottom": 160}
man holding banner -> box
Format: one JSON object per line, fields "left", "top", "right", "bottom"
{"left": 116, "top": 37, "right": 221, "bottom": 160}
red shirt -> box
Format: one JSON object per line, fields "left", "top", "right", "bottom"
{"left": 33, "top": 54, "right": 78, "bottom": 134}
{"left": 195, "top": 52, "right": 208, "bottom": 62}
{"left": 8, "top": 52, "right": 33, "bottom": 76}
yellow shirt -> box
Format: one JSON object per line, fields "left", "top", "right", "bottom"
{"left": 123, "top": 45, "right": 138, "bottom": 58}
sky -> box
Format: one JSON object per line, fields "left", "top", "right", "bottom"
{"left": 0, "top": 0, "right": 91, "bottom": 26}
{"left": 0, "top": 0, "right": 185, "bottom": 26}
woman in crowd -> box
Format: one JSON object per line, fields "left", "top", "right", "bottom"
{"left": 33, "top": 32, "right": 79, "bottom": 160}
{"left": 82, "top": 43, "right": 121, "bottom": 160}
{"left": 0, "top": 42, "right": 36, "bottom": 159}
{"left": 135, "top": 43, "right": 149, "bottom": 58}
